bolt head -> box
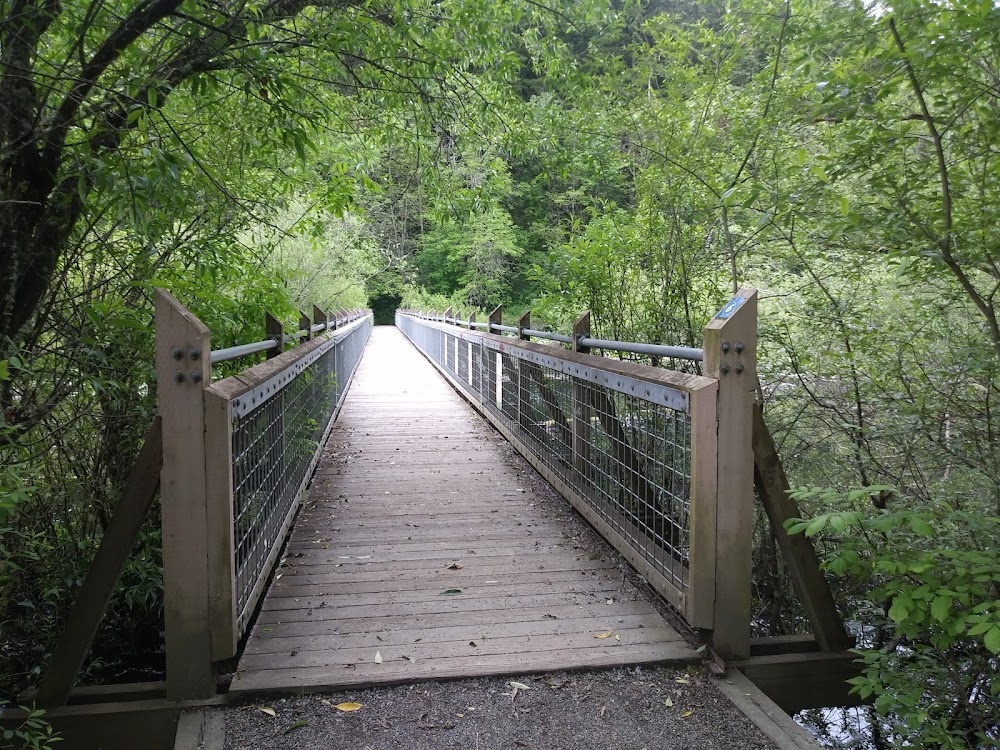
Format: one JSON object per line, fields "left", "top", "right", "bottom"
{"left": 172, "top": 347, "right": 184, "bottom": 360}
{"left": 173, "top": 371, "right": 185, "bottom": 383}
{"left": 735, "top": 363, "right": 745, "bottom": 374}
{"left": 721, "top": 341, "right": 730, "bottom": 353}
{"left": 189, "top": 347, "right": 201, "bottom": 360}
{"left": 720, "top": 363, "right": 731, "bottom": 375}
{"left": 734, "top": 342, "right": 745, "bottom": 354}
{"left": 191, "top": 370, "right": 203, "bottom": 383}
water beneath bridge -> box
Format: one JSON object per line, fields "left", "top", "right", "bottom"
{"left": 229, "top": 326, "right": 697, "bottom": 695}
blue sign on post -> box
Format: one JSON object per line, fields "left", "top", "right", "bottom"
{"left": 715, "top": 296, "right": 746, "bottom": 320}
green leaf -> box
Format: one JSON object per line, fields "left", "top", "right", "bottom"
{"left": 908, "top": 517, "right": 934, "bottom": 537}
{"left": 930, "top": 595, "right": 952, "bottom": 623}
{"left": 840, "top": 195, "right": 849, "bottom": 217}
{"left": 888, "top": 598, "right": 909, "bottom": 624}
{"left": 283, "top": 719, "right": 309, "bottom": 734}
{"left": 440, "top": 588, "right": 462, "bottom": 596}
{"left": 985, "top": 626, "right": 1000, "bottom": 655}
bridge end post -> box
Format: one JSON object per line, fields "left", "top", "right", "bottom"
{"left": 702, "top": 289, "right": 758, "bottom": 660}
{"left": 155, "top": 289, "right": 218, "bottom": 700}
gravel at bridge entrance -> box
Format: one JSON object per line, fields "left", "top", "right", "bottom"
{"left": 223, "top": 664, "right": 778, "bottom": 749}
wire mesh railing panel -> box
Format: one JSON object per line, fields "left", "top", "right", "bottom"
{"left": 396, "top": 313, "right": 697, "bottom": 601}
{"left": 229, "top": 317, "right": 372, "bottom": 634}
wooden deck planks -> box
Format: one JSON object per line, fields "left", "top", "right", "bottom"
{"left": 230, "top": 326, "right": 697, "bottom": 696}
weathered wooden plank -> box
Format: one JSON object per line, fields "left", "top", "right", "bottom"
{"left": 249, "top": 600, "right": 659, "bottom": 639}
{"left": 240, "top": 626, "right": 685, "bottom": 671}
{"left": 245, "top": 612, "right": 673, "bottom": 654}
{"left": 230, "top": 642, "right": 697, "bottom": 695}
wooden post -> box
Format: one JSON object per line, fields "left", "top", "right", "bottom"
{"left": 517, "top": 311, "right": 530, "bottom": 340}
{"left": 299, "top": 310, "right": 311, "bottom": 341}
{"left": 488, "top": 305, "right": 502, "bottom": 335}
{"left": 572, "top": 312, "right": 593, "bottom": 481}
{"left": 468, "top": 313, "right": 476, "bottom": 384}
{"left": 444, "top": 306, "right": 453, "bottom": 324}
{"left": 265, "top": 313, "right": 283, "bottom": 360}
{"left": 313, "top": 305, "right": 327, "bottom": 332}
{"left": 517, "top": 311, "right": 531, "bottom": 431}
{"left": 155, "top": 289, "right": 216, "bottom": 699}
{"left": 702, "top": 289, "right": 757, "bottom": 659}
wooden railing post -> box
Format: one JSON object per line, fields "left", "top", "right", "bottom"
{"left": 702, "top": 289, "right": 757, "bottom": 659}
{"left": 313, "top": 305, "right": 327, "bottom": 332}
{"left": 299, "top": 310, "right": 311, "bottom": 341}
{"left": 155, "top": 289, "right": 216, "bottom": 699}
{"left": 517, "top": 311, "right": 531, "bottom": 431}
{"left": 572, "top": 312, "right": 593, "bottom": 481}
{"left": 265, "top": 312, "right": 283, "bottom": 359}
{"left": 488, "top": 305, "right": 502, "bottom": 335}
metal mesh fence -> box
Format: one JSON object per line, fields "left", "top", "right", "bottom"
{"left": 230, "top": 316, "right": 372, "bottom": 633}
{"left": 396, "top": 314, "right": 694, "bottom": 594}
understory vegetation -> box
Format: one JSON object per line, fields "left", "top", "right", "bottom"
{"left": 2, "top": 0, "right": 998, "bottom": 746}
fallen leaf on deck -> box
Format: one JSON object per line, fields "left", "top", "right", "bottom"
{"left": 469, "top": 640, "right": 477, "bottom": 647}
{"left": 440, "top": 588, "right": 463, "bottom": 596}
{"left": 509, "top": 681, "right": 531, "bottom": 691}
{"left": 614, "top": 634, "right": 621, "bottom": 641}
{"left": 599, "top": 705, "right": 607, "bottom": 717}
{"left": 257, "top": 706, "right": 276, "bottom": 717}
{"left": 283, "top": 719, "right": 309, "bottom": 734}
{"left": 333, "top": 702, "right": 361, "bottom": 712}
{"left": 447, "top": 562, "right": 464, "bottom": 570}
{"left": 588, "top": 552, "right": 602, "bottom": 560}
{"left": 681, "top": 710, "right": 693, "bottom": 718}
{"left": 374, "top": 650, "right": 383, "bottom": 663}
{"left": 664, "top": 697, "right": 673, "bottom": 707}
{"left": 675, "top": 677, "right": 689, "bottom": 685}
{"left": 594, "top": 631, "right": 614, "bottom": 639}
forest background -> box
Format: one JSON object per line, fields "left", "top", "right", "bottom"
{"left": 1, "top": 0, "right": 999, "bottom": 747}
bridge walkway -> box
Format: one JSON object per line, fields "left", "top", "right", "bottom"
{"left": 229, "top": 326, "right": 696, "bottom": 695}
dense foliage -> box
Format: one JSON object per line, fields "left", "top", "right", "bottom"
{"left": 2, "top": 0, "right": 999, "bottom": 746}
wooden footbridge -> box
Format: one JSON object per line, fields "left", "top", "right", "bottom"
{"left": 22, "top": 288, "right": 855, "bottom": 747}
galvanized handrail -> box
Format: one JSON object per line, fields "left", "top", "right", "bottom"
{"left": 578, "top": 337, "right": 704, "bottom": 362}
{"left": 209, "top": 309, "right": 366, "bottom": 365}
{"left": 401, "top": 309, "right": 703, "bottom": 361}
{"left": 210, "top": 339, "right": 279, "bottom": 364}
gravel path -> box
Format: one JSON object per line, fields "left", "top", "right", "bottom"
{"left": 223, "top": 665, "right": 778, "bottom": 749}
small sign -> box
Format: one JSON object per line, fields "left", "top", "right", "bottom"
{"left": 715, "top": 297, "right": 745, "bottom": 320}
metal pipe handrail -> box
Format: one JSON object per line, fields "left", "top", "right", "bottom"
{"left": 210, "top": 339, "right": 279, "bottom": 364}
{"left": 579, "top": 337, "right": 704, "bottom": 362}
{"left": 400, "top": 310, "right": 703, "bottom": 360}
{"left": 211, "top": 311, "right": 370, "bottom": 364}
{"left": 521, "top": 328, "right": 574, "bottom": 344}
